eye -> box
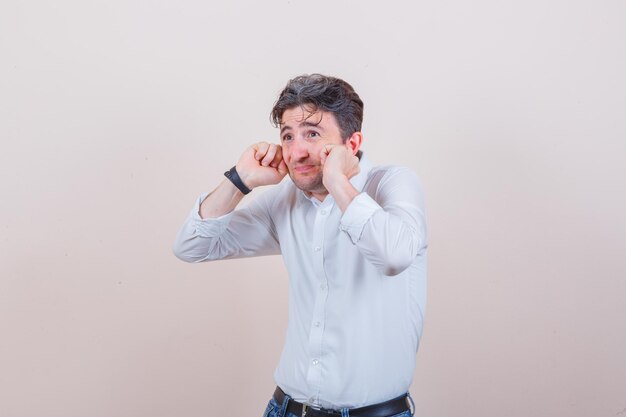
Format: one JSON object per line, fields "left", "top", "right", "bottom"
{"left": 308, "top": 131, "right": 320, "bottom": 138}
{"left": 282, "top": 134, "right": 293, "bottom": 142}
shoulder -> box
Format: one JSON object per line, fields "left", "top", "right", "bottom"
{"left": 366, "top": 164, "right": 423, "bottom": 190}
{"left": 361, "top": 164, "right": 426, "bottom": 208}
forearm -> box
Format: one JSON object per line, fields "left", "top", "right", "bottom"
{"left": 339, "top": 168, "right": 427, "bottom": 276}
{"left": 199, "top": 179, "right": 246, "bottom": 219}
{"left": 174, "top": 186, "right": 281, "bottom": 263}
{"left": 326, "top": 174, "right": 360, "bottom": 212}
{"left": 175, "top": 141, "right": 286, "bottom": 262}
{"left": 200, "top": 141, "right": 287, "bottom": 218}
{"left": 355, "top": 208, "right": 425, "bottom": 276}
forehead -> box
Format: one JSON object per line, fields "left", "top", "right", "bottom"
{"left": 280, "top": 106, "right": 338, "bottom": 129}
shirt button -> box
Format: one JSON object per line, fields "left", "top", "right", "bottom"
{"left": 314, "top": 246, "right": 321, "bottom": 252}
{"left": 309, "top": 397, "right": 316, "bottom": 403}
{"left": 312, "top": 359, "right": 319, "bottom": 365}
{"left": 320, "top": 284, "right": 326, "bottom": 290}
{"left": 313, "top": 321, "right": 320, "bottom": 327}
{"left": 320, "top": 209, "right": 327, "bottom": 215}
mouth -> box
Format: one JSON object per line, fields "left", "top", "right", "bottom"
{"left": 293, "top": 165, "right": 316, "bottom": 174}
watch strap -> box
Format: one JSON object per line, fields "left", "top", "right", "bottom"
{"left": 224, "top": 166, "right": 252, "bottom": 195}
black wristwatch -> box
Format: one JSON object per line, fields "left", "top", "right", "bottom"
{"left": 224, "top": 166, "right": 252, "bottom": 195}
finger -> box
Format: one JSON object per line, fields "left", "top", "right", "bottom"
{"left": 254, "top": 142, "right": 270, "bottom": 161}
{"left": 277, "top": 160, "right": 289, "bottom": 176}
{"left": 262, "top": 144, "right": 278, "bottom": 166}
{"left": 269, "top": 145, "right": 284, "bottom": 168}
{"left": 320, "top": 150, "right": 327, "bottom": 165}
{"left": 319, "top": 144, "right": 331, "bottom": 161}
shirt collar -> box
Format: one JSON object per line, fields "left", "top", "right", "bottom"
{"left": 350, "top": 154, "right": 373, "bottom": 192}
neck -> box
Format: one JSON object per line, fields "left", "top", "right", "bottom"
{"left": 307, "top": 189, "right": 329, "bottom": 202}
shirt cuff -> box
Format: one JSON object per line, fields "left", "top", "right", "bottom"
{"left": 339, "top": 193, "right": 381, "bottom": 244}
{"left": 191, "top": 193, "right": 234, "bottom": 237}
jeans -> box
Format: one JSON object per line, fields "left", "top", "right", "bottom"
{"left": 262, "top": 393, "right": 415, "bottom": 417}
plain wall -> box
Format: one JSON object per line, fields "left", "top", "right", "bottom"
{"left": 1, "top": 0, "right": 625, "bottom": 416}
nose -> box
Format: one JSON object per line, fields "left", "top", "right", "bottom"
{"left": 290, "top": 137, "right": 310, "bottom": 161}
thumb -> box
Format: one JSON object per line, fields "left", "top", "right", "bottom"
{"left": 278, "top": 160, "right": 288, "bottom": 176}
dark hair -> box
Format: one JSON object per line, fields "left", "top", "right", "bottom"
{"left": 270, "top": 74, "right": 364, "bottom": 140}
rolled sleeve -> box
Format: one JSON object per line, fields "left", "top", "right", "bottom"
{"left": 173, "top": 188, "right": 281, "bottom": 263}
{"left": 339, "top": 193, "right": 382, "bottom": 244}
{"left": 191, "top": 193, "right": 234, "bottom": 237}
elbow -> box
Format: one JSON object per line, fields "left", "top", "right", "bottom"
{"left": 172, "top": 242, "right": 200, "bottom": 263}
{"left": 367, "top": 217, "right": 426, "bottom": 276}
{"left": 380, "top": 255, "right": 414, "bottom": 276}
{"left": 374, "top": 244, "right": 415, "bottom": 275}
{"left": 172, "top": 237, "right": 223, "bottom": 263}
{"left": 377, "top": 234, "right": 425, "bottom": 276}
{"left": 172, "top": 244, "right": 190, "bottom": 263}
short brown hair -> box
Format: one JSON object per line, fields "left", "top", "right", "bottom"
{"left": 271, "top": 74, "right": 364, "bottom": 140}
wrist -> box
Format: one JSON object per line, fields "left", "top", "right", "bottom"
{"left": 224, "top": 166, "right": 252, "bottom": 195}
{"left": 327, "top": 175, "right": 359, "bottom": 212}
{"left": 235, "top": 163, "right": 259, "bottom": 189}
{"left": 324, "top": 173, "right": 350, "bottom": 194}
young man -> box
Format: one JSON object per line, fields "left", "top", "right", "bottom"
{"left": 173, "top": 74, "right": 427, "bottom": 417}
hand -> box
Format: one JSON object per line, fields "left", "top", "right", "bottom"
{"left": 320, "top": 144, "right": 360, "bottom": 192}
{"left": 236, "top": 142, "right": 288, "bottom": 189}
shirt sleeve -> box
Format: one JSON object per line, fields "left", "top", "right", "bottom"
{"left": 172, "top": 189, "right": 281, "bottom": 263}
{"left": 339, "top": 167, "right": 427, "bottom": 276}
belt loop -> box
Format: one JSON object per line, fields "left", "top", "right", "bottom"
{"left": 340, "top": 408, "right": 350, "bottom": 417}
{"left": 279, "top": 391, "right": 291, "bottom": 417}
{"left": 407, "top": 392, "right": 416, "bottom": 417}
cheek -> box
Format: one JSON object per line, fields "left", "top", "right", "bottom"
{"left": 310, "top": 143, "right": 326, "bottom": 158}
{"left": 282, "top": 148, "right": 293, "bottom": 164}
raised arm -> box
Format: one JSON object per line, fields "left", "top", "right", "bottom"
{"left": 199, "top": 142, "right": 288, "bottom": 218}
{"left": 321, "top": 146, "right": 427, "bottom": 276}
{"left": 173, "top": 142, "right": 289, "bottom": 263}
{"left": 339, "top": 167, "right": 427, "bottom": 276}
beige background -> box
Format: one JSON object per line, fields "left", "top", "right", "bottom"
{"left": 1, "top": 0, "right": 625, "bottom": 416}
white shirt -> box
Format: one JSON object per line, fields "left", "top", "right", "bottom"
{"left": 173, "top": 156, "right": 428, "bottom": 409}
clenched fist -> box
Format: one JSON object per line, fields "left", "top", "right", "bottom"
{"left": 236, "top": 142, "right": 289, "bottom": 189}
{"left": 320, "top": 144, "right": 360, "bottom": 191}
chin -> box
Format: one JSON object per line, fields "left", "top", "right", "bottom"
{"left": 290, "top": 173, "right": 324, "bottom": 193}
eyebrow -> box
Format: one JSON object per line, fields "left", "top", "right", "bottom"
{"left": 280, "top": 121, "right": 325, "bottom": 134}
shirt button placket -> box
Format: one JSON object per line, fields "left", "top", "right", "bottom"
{"left": 306, "top": 203, "right": 331, "bottom": 398}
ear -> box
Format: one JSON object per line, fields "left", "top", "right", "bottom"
{"left": 345, "top": 132, "right": 363, "bottom": 156}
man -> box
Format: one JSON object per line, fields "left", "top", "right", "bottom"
{"left": 173, "top": 74, "right": 427, "bottom": 417}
